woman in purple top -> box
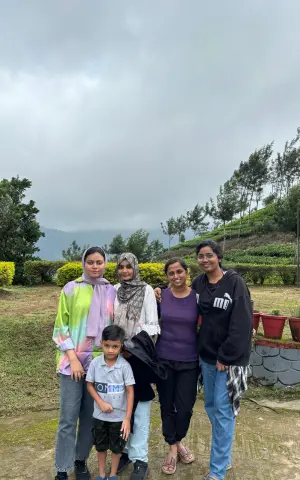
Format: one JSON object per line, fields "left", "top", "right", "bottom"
{"left": 156, "top": 257, "right": 199, "bottom": 475}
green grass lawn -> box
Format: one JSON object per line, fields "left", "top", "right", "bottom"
{"left": 1, "top": 284, "right": 300, "bottom": 416}
{"left": 0, "top": 286, "right": 60, "bottom": 416}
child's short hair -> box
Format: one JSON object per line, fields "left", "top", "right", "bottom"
{"left": 102, "top": 325, "right": 125, "bottom": 343}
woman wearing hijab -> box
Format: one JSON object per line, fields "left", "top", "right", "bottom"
{"left": 53, "top": 247, "right": 116, "bottom": 480}
{"left": 114, "top": 253, "right": 160, "bottom": 480}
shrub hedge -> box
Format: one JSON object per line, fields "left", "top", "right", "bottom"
{"left": 24, "top": 260, "right": 66, "bottom": 285}
{"left": 188, "top": 262, "right": 298, "bottom": 286}
{"left": 223, "top": 253, "right": 294, "bottom": 265}
{"left": 26, "top": 260, "right": 300, "bottom": 288}
{"left": 240, "top": 243, "right": 296, "bottom": 257}
{"left": 0, "top": 262, "right": 15, "bottom": 286}
{"left": 56, "top": 262, "right": 167, "bottom": 288}
{"left": 224, "top": 263, "right": 297, "bottom": 285}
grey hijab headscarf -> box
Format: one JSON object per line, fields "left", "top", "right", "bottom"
{"left": 114, "top": 253, "right": 147, "bottom": 339}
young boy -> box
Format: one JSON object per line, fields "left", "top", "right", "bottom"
{"left": 86, "top": 325, "right": 135, "bottom": 480}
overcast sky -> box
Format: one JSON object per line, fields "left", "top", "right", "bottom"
{"left": 1, "top": 1, "right": 300, "bottom": 231}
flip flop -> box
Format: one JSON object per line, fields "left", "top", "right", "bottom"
{"left": 162, "top": 454, "right": 177, "bottom": 475}
{"left": 177, "top": 445, "right": 195, "bottom": 464}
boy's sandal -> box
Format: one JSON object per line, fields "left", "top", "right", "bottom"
{"left": 177, "top": 445, "right": 195, "bottom": 464}
{"left": 162, "top": 454, "right": 177, "bottom": 475}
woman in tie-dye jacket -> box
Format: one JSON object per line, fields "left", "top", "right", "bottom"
{"left": 53, "top": 246, "right": 116, "bottom": 480}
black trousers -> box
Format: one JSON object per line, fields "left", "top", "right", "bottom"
{"left": 157, "top": 360, "right": 198, "bottom": 445}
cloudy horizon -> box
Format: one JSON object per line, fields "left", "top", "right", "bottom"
{"left": 0, "top": 0, "right": 300, "bottom": 232}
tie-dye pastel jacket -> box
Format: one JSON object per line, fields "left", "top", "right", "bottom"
{"left": 53, "top": 277, "right": 116, "bottom": 375}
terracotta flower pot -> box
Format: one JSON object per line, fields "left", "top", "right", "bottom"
{"left": 261, "top": 314, "right": 286, "bottom": 340}
{"left": 253, "top": 313, "right": 260, "bottom": 331}
{"left": 289, "top": 317, "right": 300, "bottom": 342}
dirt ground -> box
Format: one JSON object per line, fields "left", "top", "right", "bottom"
{"left": 1, "top": 400, "right": 300, "bottom": 480}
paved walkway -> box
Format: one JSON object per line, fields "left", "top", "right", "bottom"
{"left": 1, "top": 400, "right": 300, "bottom": 479}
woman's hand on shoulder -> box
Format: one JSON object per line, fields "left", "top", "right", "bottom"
{"left": 154, "top": 287, "right": 162, "bottom": 303}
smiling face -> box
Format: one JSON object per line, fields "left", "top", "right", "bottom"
{"left": 197, "top": 246, "right": 220, "bottom": 274}
{"left": 84, "top": 252, "right": 106, "bottom": 278}
{"left": 166, "top": 261, "right": 188, "bottom": 288}
{"left": 118, "top": 260, "right": 134, "bottom": 281}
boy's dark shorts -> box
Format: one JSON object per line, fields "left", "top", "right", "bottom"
{"left": 92, "top": 418, "right": 126, "bottom": 454}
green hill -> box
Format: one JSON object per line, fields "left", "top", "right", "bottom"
{"left": 165, "top": 204, "right": 297, "bottom": 265}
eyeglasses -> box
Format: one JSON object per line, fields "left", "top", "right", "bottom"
{"left": 197, "top": 253, "right": 216, "bottom": 260}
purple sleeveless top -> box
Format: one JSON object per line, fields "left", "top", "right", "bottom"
{"left": 156, "top": 288, "right": 198, "bottom": 362}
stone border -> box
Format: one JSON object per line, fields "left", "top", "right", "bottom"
{"left": 250, "top": 344, "right": 300, "bottom": 388}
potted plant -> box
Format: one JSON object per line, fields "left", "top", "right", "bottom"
{"left": 288, "top": 306, "right": 300, "bottom": 342}
{"left": 261, "top": 309, "right": 287, "bottom": 340}
{"left": 253, "top": 310, "right": 261, "bottom": 331}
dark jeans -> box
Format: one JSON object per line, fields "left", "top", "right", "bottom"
{"left": 157, "top": 360, "right": 198, "bottom": 445}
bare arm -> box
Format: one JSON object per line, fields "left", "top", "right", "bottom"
{"left": 86, "top": 382, "right": 113, "bottom": 413}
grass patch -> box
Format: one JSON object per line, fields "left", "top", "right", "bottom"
{"left": 0, "top": 414, "right": 58, "bottom": 448}
{"left": 0, "top": 312, "right": 59, "bottom": 416}
{"left": 0, "top": 285, "right": 60, "bottom": 416}
{"left": 245, "top": 382, "right": 300, "bottom": 401}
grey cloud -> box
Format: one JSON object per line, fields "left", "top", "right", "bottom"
{"left": 0, "top": 0, "right": 300, "bottom": 231}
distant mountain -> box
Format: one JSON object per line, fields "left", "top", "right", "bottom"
{"left": 37, "top": 227, "right": 171, "bottom": 260}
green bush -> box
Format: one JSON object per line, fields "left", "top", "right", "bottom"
{"left": 24, "top": 260, "right": 66, "bottom": 285}
{"left": 56, "top": 260, "right": 298, "bottom": 288}
{"left": 101, "top": 263, "right": 118, "bottom": 284}
{"left": 226, "top": 264, "right": 297, "bottom": 285}
{"left": 188, "top": 262, "right": 297, "bottom": 286}
{"left": 276, "top": 265, "right": 297, "bottom": 285}
{"left": 223, "top": 252, "right": 293, "bottom": 265}
{"left": 56, "top": 262, "right": 83, "bottom": 286}
{"left": 138, "top": 263, "right": 166, "bottom": 286}
{"left": 236, "top": 243, "right": 295, "bottom": 258}
{"left": 56, "top": 262, "right": 166, "bottom": 288}
{"left": 0, "top": 262, "right": 15, "bottom": 286}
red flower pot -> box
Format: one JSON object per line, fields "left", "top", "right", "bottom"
{"left": 261, "top": 314, "right": 286, "bottom": 340}
{"left": 289, "top": 318, "right": 300, "bottom": 342}
{"left": 253, "top": 313, "right": 260, "bottom": 331}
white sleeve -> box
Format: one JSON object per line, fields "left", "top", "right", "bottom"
{"left": 139, "top": 285, "right": 161, "bottom": 336}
